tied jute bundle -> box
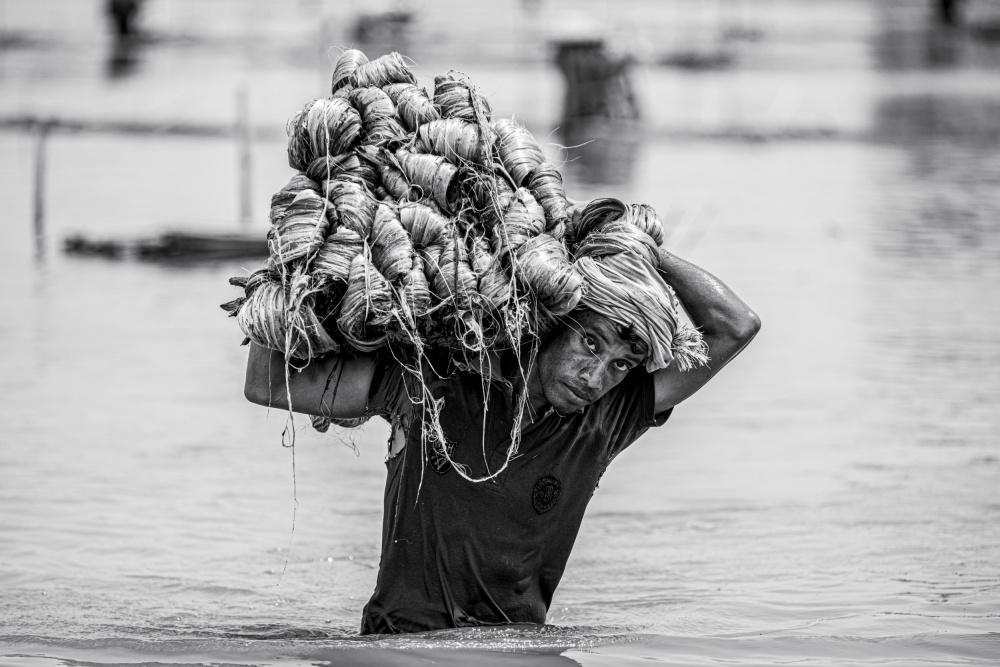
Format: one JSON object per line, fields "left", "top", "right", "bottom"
{"left": 224, "top": 49, "right": 707, "bottom": 482}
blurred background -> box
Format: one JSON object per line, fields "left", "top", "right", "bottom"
{"left": 1, "top": 1, "right": 998, "bottom": 665}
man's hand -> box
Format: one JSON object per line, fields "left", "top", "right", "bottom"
{"left": 651, "top": 248, "right": 760, "bottom": 413}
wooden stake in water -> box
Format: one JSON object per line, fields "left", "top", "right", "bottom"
{"left": 32, "top": 122, "right": 50, "bottom": 260}
{"left": 236, "top": 84, "right": 252, "bottom": 229}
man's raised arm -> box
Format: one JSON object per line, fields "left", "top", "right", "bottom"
{"left": 652, "top": 248, "right": 761, "bottom": 412}
{"left": 244, "top": 343, "right": 377, "bottom": 420}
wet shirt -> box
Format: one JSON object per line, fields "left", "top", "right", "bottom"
{"left": 359, "top": 352, "right": 671, "bottom": 635}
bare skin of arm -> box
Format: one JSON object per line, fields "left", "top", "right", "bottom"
{"left": 652, "top": 248, "right": 761, "bottom": 413}
{"left": 244, "top": 342, "right": 377, "bottom": 419}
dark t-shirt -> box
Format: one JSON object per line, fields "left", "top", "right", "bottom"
{"left": 359, "top": 351, "right": 671, "bottom": 635}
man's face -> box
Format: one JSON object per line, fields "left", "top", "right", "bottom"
{"left": 537, "top": 310, "right": 647, "bottom": 413}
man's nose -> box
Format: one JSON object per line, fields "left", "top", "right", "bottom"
{"left": 580, "top": 358, "right": 606, "bottom": 391}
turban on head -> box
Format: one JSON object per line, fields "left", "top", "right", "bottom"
{"left": 571, "top": 200, "right": 709, "bottom": 373}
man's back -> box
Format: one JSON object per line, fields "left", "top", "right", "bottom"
{"left": 360, "top": 353, "right": 669, "bottom": 634}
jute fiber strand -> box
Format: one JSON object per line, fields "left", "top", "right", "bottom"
{"left": 223, "top": 49, "right": 708, "bottom": 481}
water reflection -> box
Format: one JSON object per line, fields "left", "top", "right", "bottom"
{"left": 873, "top": 94, "right": 1000, "bottom": 146}
{"left": 557, "top": 119, "right": 640, "bottom": 186}
{"left": 870, "top": 94, "right": 1000, "bottom": 263}
{"left": 105, "top": 0, "right": 146, "bottom": 77}
{"left": 550, "top": 36, "right": 641, "bottom": 187}
{"left": 350, "top": 10, "right": 414, "bottom": 54}
{"left": 106, "top": 34, "right": 143, "bottom": 78}
{"left": 873, "top": 2, "right": 1000, "bottom": 70}
{"left": 862, "top": 87, "right": 1000, "bottom": 461}
{"left": 311, "top": 647, "right": 582, "bottom": 667}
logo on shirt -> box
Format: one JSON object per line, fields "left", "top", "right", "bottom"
{"left": 532, "top": 475, "right": 561, "bottom": 514}
{"left": 428, "top": 437, "right": 456, "bottom": 474}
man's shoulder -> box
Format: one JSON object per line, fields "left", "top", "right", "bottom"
{"left": 593, "top": 367, "right": 651, "bottom": 410}
{"left": 368, "top": 348, "right": 483, "bottom": 417}
{"left": 585, "top": 369, "right": 671, "bottom": 458}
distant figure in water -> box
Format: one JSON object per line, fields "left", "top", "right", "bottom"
{"left": 937, "top": 0, "right": 961, "bottom": 26}
{"left": 106, "top": 0, "right": 143, "bottom": 39}
{"left": 105, "top": 0, "right": 145, "bottom": 78}
{"left": 244, "top": 199, "right": 761, "bottom": 634}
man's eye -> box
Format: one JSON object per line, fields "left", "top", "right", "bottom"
{"left": 584, "top": 335, "right": 597, "bottom": 352}
{"left": 614, "top": 360, "right": 631, "bottom": 372}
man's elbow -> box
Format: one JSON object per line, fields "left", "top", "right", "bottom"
{"left": 244, "top": 360, "right": 281, "bottom": 408}
{"left": 736, "top": 308, "right": 761, "bottom": 344}
{"left": 715, "top": 308, "right": 760, "bottom": 348}
{"left": 243, "top": 343, "right": 287, "bottom": 409}
{"left": 244, "top": 378, "right": 270, "bottom": 407}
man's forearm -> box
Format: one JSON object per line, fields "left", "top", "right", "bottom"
{"left": 567, "top": 195, "right": 760, "bottom": 345}
{"left": 657, "top": 247, "right": 760, "bottom": 347}
{"left": 244, "top": 343, "right": 376, "bottom": 418}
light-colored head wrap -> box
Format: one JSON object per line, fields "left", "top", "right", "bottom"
{"left": 570, "top": 199, "right": 709, "bottom": 373}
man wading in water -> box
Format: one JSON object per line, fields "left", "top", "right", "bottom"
{"left": 244, "top": 214, "right": 760, "bottom": 634}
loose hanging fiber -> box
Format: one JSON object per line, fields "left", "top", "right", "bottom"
{"left": 228, "top": 46, "right": 708, "bottom": 488}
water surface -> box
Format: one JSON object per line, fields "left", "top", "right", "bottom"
{"left": 1, "top": 1, "right": 999, "bottom": 664}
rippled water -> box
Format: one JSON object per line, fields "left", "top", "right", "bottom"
{"left": 1, "top": 1, "right": 999, "bottom": 665}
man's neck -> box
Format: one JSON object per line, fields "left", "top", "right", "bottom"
{"left": 472, "top": 349, "right": 550, "bottom": 421}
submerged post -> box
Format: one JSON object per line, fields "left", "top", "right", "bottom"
{"left": 236, "top": 84, "right": 253, "bottom": 229}
{"left": 551, "top": 37, "right": 640, "bottom": 185}
{"left": 32, "top": 122, "right": 51, "bottom": 260}
{"left": 937, "top": 0, "right": 961, "bottom": 26}
{"left": 553, "top": 39, "right": 639, "bottom": 122}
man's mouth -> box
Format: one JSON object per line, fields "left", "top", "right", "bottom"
{"left": 563, "top": 383, "right": 592, "bottom": 404}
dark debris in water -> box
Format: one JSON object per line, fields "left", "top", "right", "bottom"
{"left": 64, "top": 232, "right": 268, "bottom": 262}
{"left": 63, "top": 234, "right": 125, "bottom": 259}
{"left": 657, "top": 49, "right": 737, "bottom": 71}
{"left": 0, "top": 30, "right": 49, "bottom": 51}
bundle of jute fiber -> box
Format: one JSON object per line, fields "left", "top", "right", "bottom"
{"left": 222, "top": 49, "right": 708, "bottom": 479}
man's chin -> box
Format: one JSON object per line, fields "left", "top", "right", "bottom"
{"left": 547, "top": 383, "right": 590, "bottom": 414}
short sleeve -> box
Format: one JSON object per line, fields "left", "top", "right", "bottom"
{"left": 599, "top": 369, "right": 673, "bottom": 462}
{"left": 366, "top": 352, "right": 410, "bottom": 423}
